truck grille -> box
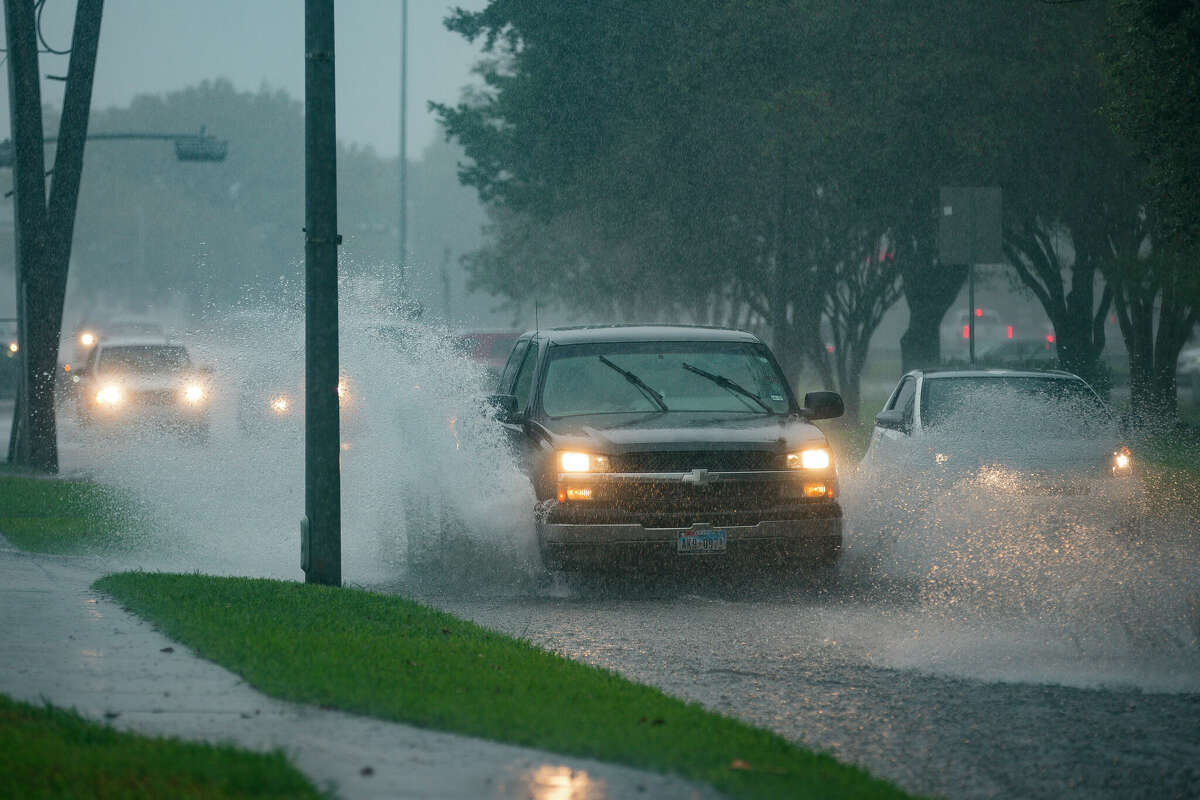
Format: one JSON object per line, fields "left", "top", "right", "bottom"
{"left": 609, "top": 450, "right": 782, "bottom": 473}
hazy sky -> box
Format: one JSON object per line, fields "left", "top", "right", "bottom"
{"left": 2, "top": 0, "right": 489, "bottom": 158}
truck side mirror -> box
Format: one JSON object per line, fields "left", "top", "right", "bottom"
{"left": 487, "top": 393, "right": 520, "bottom": 423}
{"left": 802, "top": 391, "right": 844, "bottom": 421}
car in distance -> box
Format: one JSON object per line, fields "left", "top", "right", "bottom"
{"left": 75, "top": 338, "right": 212, "bottom": 438}
{"left": 484, "top": 325, "right": 845, "bottom": 575}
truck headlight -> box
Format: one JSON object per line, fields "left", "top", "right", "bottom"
{"left": 1112, "top": 446, "right": 1133, "bottom": 476}
{"left": 559, "top": 451, "right": 611, "bottom": 473}
{"left": 788, "top": 447, "right": 831, "bottom": 470}
{"left": 96, "top": 385, "right": 123, "bottom": 406}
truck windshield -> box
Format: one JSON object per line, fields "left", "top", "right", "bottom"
{"left": 541, "top": 341, "right": 791, "bottom": 417}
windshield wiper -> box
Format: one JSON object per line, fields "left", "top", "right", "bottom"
{"left": 681, "top": 362, "right": 774, "bottom": 413}
{"left": 597, "top": 355, "right": 669, "bottom": 412}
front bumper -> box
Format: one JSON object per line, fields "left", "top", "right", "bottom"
{"left": 538, "top": 505, "right": 842, "bottom": 572}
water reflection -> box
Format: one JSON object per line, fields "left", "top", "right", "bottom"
{"left": 520, "top": 765, "right": 606, "bottom": 800}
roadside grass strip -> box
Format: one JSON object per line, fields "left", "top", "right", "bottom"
{"left": 96, "top": 573, "right": 909, "bottom": 800}
{"left": 0, "top": 693, "right": 324, "bottom": 799}
{"left": 0, "top": 475, "right": 142, "bottom": 554}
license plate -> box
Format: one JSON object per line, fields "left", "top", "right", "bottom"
{"left": 677, "top": 528, "right": 726, "bottom": 555}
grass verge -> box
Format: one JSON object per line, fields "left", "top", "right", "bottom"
{"left": 0, "top": 692, "right": 323, "bottom": 799}
{"left": 0, "top": 474, "right": 140, "bottom": 554}
{"left": 96, "top": 572, "right": 910, "bottom": 800}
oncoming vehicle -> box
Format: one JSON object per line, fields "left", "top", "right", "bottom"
{"left": 75, "top": 338, "right": 212, "bottom": 438}
{"left": 478, "top": 325, "right": 845, "bottom": 576}
{"left": 862, "top": 369, "right": 1142, "bottom": 523}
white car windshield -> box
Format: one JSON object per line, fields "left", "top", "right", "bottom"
{"left": 98, "top": 345, "right": 190, "bottom": 374}
{"left": 540, "top": 341, "right": 791, "bottom": 417}
{"left": 922, "top": 376, "right": 1113, "bottom": 439}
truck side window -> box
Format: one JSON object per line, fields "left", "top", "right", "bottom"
{"left": 512, "top": 341, "right": 538, "bottom": 411}
{"left": 498, "top": 339, "right": 529, "bottom": 393}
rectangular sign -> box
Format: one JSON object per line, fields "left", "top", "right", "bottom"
{"left": 938, "top": 186, "right": 1003, "bottom": 264}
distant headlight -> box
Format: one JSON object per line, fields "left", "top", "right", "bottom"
{"left": 182, "top": 384, "right": 206, "bottom": 405}
{"left": 788, "top": 447, "right": 831, "bottom": 470}
{"left": 6, "top": 341, "right": 16, "bottom": 354}
{"left": 1112, "top": 446, "right": 1133, "bottom": 476}
{"left": 95, "top": 385, "right": 123, "bottom": 406}
{"left": 79, "top": 331, "right": 96, "bottom": 347}
{"left": 270, "top": 395, "right": 291, "bottom": 414}
{"left": 559, "top": 451, "right": 611, "bottom": 473}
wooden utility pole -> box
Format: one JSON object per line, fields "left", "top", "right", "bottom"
{"left": 4, "top": 0, "right": 103, "bottom": 472}
{"left": 301, "top": 0, "right": 342, "bottom": 586}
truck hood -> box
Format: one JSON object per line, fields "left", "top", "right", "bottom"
{"left": 539, "top": 412, "right": 827, "bottom": 454}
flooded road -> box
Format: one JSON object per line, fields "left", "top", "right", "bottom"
{"left": 8, "top": 307, "right": 1199, "bottom": 800}
{"left": 420, "top": 570, "right": 1200, "bottom": 800}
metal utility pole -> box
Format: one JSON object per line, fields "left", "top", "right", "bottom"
{"left": 5, "top": 0, "right": 103, "bottom": 471}
{"left": 398, "top": 0, "right": 408, "bottom": 286}
{"left": 301, "top": 0, "right": 342, "bottom": 586}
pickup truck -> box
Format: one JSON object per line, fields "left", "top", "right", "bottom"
{"left": 488, "top": 325, "right": 845, "bottom": 574}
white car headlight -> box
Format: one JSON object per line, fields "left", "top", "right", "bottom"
{"left": 95, "top": 385, "right": 123, "bottom": 406}
{"left": 182, "top": 384, "right": 206, "bottom": 404}
{"left": 788, "top": 447, "right": 831, "bottom": 470}
{"left": 1112, "top": 446, "right": 1133, "bottom": 476}
{"left": 559, "top": 451, "right": 611, "bottom": 473}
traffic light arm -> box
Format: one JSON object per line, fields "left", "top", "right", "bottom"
{"left": 0, "top": 128, "right": 229, "bottom": 165}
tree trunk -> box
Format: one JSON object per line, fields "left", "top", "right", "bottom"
{"left": 900, "top": 262, "right": 966, "bottom": 371}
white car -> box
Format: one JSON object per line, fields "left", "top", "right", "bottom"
{"left": 861, "top": 368, "right": 1142, "bottom": 523}
{"left": 75, "top": 338, "right": 212, "bottom": 438}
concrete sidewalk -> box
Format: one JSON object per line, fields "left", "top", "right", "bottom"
{"left": 0, "top": 539, "right": 719, "bottom": 799}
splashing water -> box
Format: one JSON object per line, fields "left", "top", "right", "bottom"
{"left": 65, "top": 277, "right": 539, "bottom": 590}
{"left": 837, "top": 387, "right": 1200, "bottom": 693}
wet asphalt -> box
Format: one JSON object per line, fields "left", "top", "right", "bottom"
{"left": 8, "top": 398, "right": 1200, "bottom": 799}
{"left": 423, "top": 572, "right": 1200, "bottom": 800}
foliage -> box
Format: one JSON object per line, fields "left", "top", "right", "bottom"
{"left": 59, "top": 79, "right": 483, "bottom": 315}
{"left": 436, "top": 0, "right": 1157, "bottom": 415}
{"left": 1104, "top": 0, "right": 1200, "bottom": 244}
{"left": 96, "top": 572, "right": 911, "bottom": 800}
{"left": 0, "top": 693, "right": 323, "bottom": 799}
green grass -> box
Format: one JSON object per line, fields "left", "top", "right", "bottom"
{"left": 96, "top": 572, "right": 910, "bottom": 800}
{"left": 0, "top": 693, "right": 323, "bottom": 799}
{"left": 0, "top": 475, "right": 142, "bottom": 554}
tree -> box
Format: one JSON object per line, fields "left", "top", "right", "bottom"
{"left": 1104, "top": 0, "right": 1200, "bottom": 244}
{"left": 437, "top": 1, "right": 911, "bottom": 420}
{"left": 1098, "top": 0, "right": 1200, "bottom": 420}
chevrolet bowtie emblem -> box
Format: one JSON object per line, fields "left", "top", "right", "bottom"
{"left": 682, "top": 468, "right": 716, "bottom": 486}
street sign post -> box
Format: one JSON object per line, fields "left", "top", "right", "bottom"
{"left": 938, "top": 186, "right": 1002, "bottom": 367}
